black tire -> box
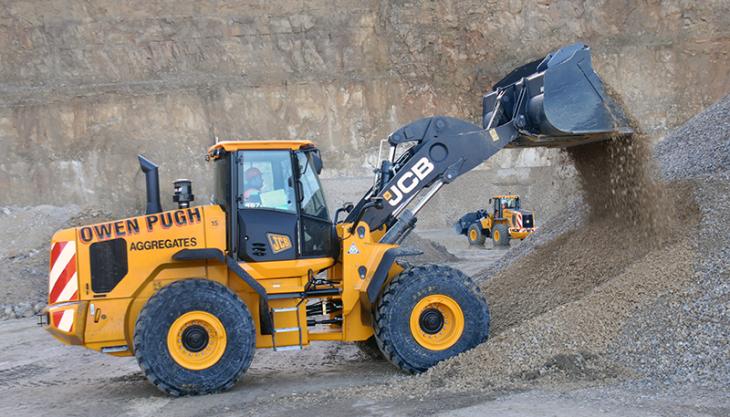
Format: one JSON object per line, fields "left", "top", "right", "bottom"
{"left": 467, "top": 223, "right": 486, "bottom": 246}
{"left": 492, "top": 223, "right": 510, "bottom": 247}
{"left": 134, "top": 279, "right": 255, "bottom": 396}
{"left": 354, "top": 336, "right": 384, "bottom": 360}
{"left": 374, "top": 265, "right": 490, "bottom": 373}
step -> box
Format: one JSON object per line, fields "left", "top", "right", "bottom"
{"left": 273, "top": 327, "right": 300, "bottom": 333}
{"left": 271, "top": 307, "right": 298, "bottom": 313}
{"left": 273, "top": 345, "right": 303, "bottom": 352}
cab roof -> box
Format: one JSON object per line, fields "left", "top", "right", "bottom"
{"left": 494, "top": 195, "right": 520, "bottom": 199}
{"left": 208, "top": 140, "right": 316, "bottom": 157}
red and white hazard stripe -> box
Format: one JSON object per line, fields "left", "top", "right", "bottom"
{"left": 514, "top": 212, "right": 523, "bottom": 229}
{"left": 49, "top": 241, "right": 78, "bottom": 332}
{"left": 51, "top": 308, "right": 75, "bottom": 332}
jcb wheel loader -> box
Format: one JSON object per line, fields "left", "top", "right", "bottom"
{"left": 41, "top": 43, "right": 631, "bottom": 396}
{"left": 455, "top": 195, "right": 536, "bottom": 247}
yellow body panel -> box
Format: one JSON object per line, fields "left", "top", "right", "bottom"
{"left": 45, "top": 205, "right": 397, "bottom": 354}
{"left": 508, "top": 229, "right": 535, "bottom": 239}
{"left": 479, "top": 217, "right": 492, "bottom": 230}
{"left": 337, "top": 222, "right": 400, "bottom": 342}
{"left": 242, "top": 258, "right": 335, "bottom": 291}
{"left": 85, "top": 298, "right": 133, "bottom": 347}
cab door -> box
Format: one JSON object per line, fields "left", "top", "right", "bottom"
{"left": 236, "top": 150, "right": 299, "bottom": 262}
{"left": 294, "top": 151, "right": 334, "bottom": 258}
{"left": 493, "top": 198, "right": 503, "bottom": 219}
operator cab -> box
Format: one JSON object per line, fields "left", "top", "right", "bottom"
{"left": 491, "top": 195, "right": 520, "bottom": 218}
{"left": 209, "top": 141, "right": 334, "bottom": 262}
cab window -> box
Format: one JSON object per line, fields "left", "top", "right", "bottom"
{"left": 296, "top": 151, "right": 332, "bottom": 258}
{"left": 237, "top": 150, "right": 296, "bottom": 213}
{"left": 501, "top": 198, "right": 520, "bottom": 209}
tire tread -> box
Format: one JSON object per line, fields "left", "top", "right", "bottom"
{"left": 373, "top": 264, "right": 489, "bottom": 374}
{"left": 133, "top": 279, "right": 255, "bottom": 396}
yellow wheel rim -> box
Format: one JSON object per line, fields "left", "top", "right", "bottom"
{"left": 469, "top": 229, "right": 478, "bottom": 241}
{"left": 166, "top": 311, "right": 227, "bottom": 370}
{"left": 409, "top": 294, "right": 464, "bottom": 351}
{"left": 493, "top": 230, "right": 500, "bottom": 241}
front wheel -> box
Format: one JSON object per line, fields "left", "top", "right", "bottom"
{"left": 492, "top": 223, "right": 510, "bottom": 247}
{"left": 374, "top": 265, "right": 490, "bottom": 373}
{"left": 134, "top": 279, "right": 256, "bottom": 396}
{"left": 467, "top": 223, "right": 486, "bottom": 246}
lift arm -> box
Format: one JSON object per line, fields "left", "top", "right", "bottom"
{"left": 344, "top": 43, "right": 631, "bottom": 243}
{"left": 345, "top": 116, "right": 519, "bottom": 243}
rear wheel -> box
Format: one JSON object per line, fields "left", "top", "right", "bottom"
{"left": 467, "top": 223, "right": 486, "bottom": 246}
{"left": 492, "top": 223, "right": 510, "bottom": 247}
{"left": 374, "top": 265, "right": 490, "bottom": 373}
{"left": 134, "top": 279, "right": 255, "bottom": 396}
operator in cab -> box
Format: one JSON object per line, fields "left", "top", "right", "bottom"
{"left": 243, "top": 167, "right": 263, "bottom": 207}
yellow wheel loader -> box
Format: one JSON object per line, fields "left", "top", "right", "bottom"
{"left": 41, "top": 43, "right": 631, "bottom": 396}
{"left": 455, "top": 195, "right": 536, "bottom": 247}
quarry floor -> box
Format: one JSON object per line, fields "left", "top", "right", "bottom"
{"left": 1, "top": 317, "right": 726, "bottom": 417}
{"left": 0, "top": 230, "right": 726, "bottom": 417}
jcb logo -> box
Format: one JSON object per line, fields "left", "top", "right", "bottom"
{"left": 382, "top": 157, "right": 435, "bottom": 207}
{"left": 267, "top": 233, "right": 292, "bottom": 253}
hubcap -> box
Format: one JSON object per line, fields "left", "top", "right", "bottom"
{"left": 181, "top": 325, "right": 209, "bottom": 352}
{"left": 167, "top": 311, "right": 227, "bottom": 370}
{"left": 409, "top": 294, "right": 465, "bottom": 351}
{"left": 419, "top": 308, "right": 445, "bottom": 334}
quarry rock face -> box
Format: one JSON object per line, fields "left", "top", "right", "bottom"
{"left": 0, "top": 0, "right": 728, "bottom": 222}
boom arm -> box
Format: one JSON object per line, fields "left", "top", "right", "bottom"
{"left": 344, "top": 43, "right": 632, "bottom": 243}
{"left": 344, "top": 116, "right": 520, "bottom": 243}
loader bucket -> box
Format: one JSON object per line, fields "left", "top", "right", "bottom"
{"left": 482, "top": 43, "right": 632, "bottom": 148}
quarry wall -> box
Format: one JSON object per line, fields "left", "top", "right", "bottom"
{"left": 1, "top": 0, "right": 728, "bottom": 228}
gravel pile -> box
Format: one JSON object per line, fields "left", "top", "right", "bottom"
{"left": 401, "top": 232, "right": 459, "bottom": 264}
{"left": 0, "top": 207, "right": 111, "bottom": 320}
{"left": 615, "top": 94, "right": 730, "bottom": 387}
{"left": 655, "top": 95, "right": 730, "bottom": 179}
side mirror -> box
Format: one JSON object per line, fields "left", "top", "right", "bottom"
{"left": 296, "top": 180, "right": 304, "bottom": 202}
{"left": 311, "top": 150, "right": 323, "bottom": 175}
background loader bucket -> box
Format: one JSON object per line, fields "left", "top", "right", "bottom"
{"left": 482, "top": 43, "right": 633, "bottom": 148}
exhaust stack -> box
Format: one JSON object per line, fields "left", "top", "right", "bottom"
{"left": 138, "top": 155, "right": 162, "bottom": 214}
